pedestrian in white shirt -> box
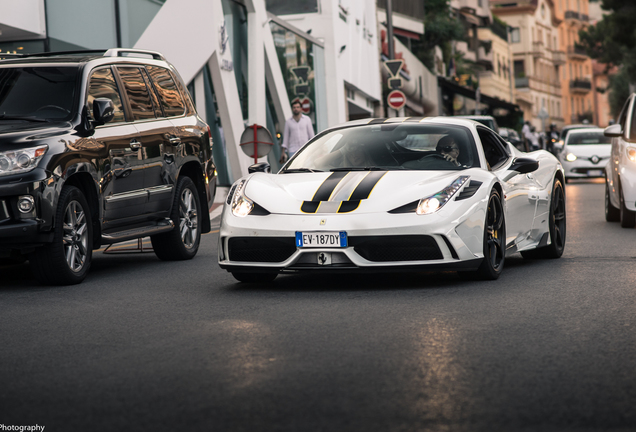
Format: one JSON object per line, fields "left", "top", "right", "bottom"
{"left": 280, "top": 100, "right": 315, "bottom": 163}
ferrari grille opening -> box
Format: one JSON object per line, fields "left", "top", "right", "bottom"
{"left": 228, "top": 237, "right": 297, "bottom": 262}
{"left": 349, "top": 235, "right": 443, "bottom": 262}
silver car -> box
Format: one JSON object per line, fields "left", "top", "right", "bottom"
{"left": 556, "top": 128, "right": 611, "bottom": 182}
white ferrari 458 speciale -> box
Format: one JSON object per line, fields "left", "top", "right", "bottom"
{"left": 218, "top": 117, "right": 566, "bottom": 282}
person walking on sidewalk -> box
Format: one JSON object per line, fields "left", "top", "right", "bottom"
{"left": 280, "top": 100, "right": 314, "bottom": 163}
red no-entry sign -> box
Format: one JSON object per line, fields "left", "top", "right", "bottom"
{"left": 301, "top": 97, "right": 312, "bottom": 114}
{"left": 387, "top": 90, "right": 406, "bottom": 110}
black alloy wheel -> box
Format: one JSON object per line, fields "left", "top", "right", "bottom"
{"left": 461, "top": 189, "right": 505, "bottom": 280}
{"left": 521, "top": 178, "right": 566, "bottom": 259}
{"left": 605, "top": 175, "right": 620, "bottom": 222}
{"left": 30, "top": 186, "right": 93, "bottom": 285}
{"left": 152, "top": 176, "right": 203, "bottom": 260}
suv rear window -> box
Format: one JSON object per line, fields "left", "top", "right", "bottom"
{"left": 146, "top": 66, "right": 185, "bottom": 117}
{"left": 117, "top": 66, "right": 156, "bottom": 121}
{"left": 0, "top": 66, "right": 78, "bottom": 120}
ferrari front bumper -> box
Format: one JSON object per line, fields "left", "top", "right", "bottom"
{"left": 218, "top": 200, "right": 487, "bottom": 274}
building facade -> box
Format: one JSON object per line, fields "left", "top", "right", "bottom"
{"left": 492, "top": 0, "right": 566, "bottom": 131}
{"left": 268, "top": 0, "right": 382, "bottom": 124}
{"left": 554, "top": 0, "right": 594, "bottom": 124}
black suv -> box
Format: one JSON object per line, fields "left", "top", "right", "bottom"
{"left": 0, "top": 49, "right": 216, "bottom": 285}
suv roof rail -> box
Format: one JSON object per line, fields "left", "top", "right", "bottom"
{"left": 0, "top": 50, "right": 107, "bottom": 59}
{"left": 103, "top": 49, "right": 165, "bottom": 61}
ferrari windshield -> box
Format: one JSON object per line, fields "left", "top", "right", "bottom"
{"left": 283, "top": 123, "right": 479, "bottom": 172}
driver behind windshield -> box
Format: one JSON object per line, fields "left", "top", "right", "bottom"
{"left": 435, "top": 135, "right": 461, "bottom": 166}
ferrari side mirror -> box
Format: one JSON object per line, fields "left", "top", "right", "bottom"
{"left": 248, "top": 162, "right": 271, "bottom": 174}
{"left": 502, "top": 157, "right": 539, "bottom": 181}
{"left": 509, "top": 157, "right": 539, "bottom": 174}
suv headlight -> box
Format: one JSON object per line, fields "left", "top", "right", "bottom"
{"left": 0, "top": 145, "right": 48, "bottom": 177}
{"left": 626, "top": 146, "right": 636, "bottom": 162}
{"left": 417, "top": 176, "right": 469, "bottom": 215}
{"left": 229, "top": 179, "right": 254, "bottom": 217}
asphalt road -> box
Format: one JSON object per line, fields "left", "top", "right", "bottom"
{"left": 1, "top": 179, "right": 635, "bottom": 432}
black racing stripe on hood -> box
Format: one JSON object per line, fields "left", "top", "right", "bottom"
{"left": 338, "top": 200, "right": 360, "bottom": 213}
{"left": 349, "top": 171, "right": 387, "bottom": 201}
{"left": 301, "top": 201, "right": 320, "bottom": 213}
{"left": 312, "top": 171, "right": 349, "bottom": 202}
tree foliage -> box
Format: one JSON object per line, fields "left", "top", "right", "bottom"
{"left": 411, "top": 0, "right": 464, "bottom": 71}
{"left": 579, "top": 0, "right": 636, "bottom": 79}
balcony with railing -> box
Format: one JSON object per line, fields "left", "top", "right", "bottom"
{"left": 515, "top": 76, "right": 529, "bottom": 88}
{"left": 570, "top": 79, "right": 592, "bottom": 93}
{"left": 515, "top": 75, "right": 561, "bottom": 92}
{"left": 532, "top": 41, "right": 545, "bottom": 58}
{"left": 567, "top": 45, "right": 588, "bottom": 59}
{"left": 564, "top": 10, "right": 589, "bottom": 23}
{"left": 491, "top": 20, "right": 508, "bottom": 41}
{"left": 551, "top": 50, "right": 566, "bottom": 65}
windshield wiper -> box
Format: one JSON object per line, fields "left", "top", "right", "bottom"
{"left": 0, "top": 115, "right": 49, "bottom": 122}
{"left": 281, "top": 168, "right": 323, "bottom": 173}
{"left": 330, "top": 166, "right": 383, "bottom": 171}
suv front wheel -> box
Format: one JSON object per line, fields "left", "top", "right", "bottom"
{"left": 151, "top": 176, "right": 202, "bottom": 260}
{"left": 30, "top": 186, "right": 93, "bottom": 285}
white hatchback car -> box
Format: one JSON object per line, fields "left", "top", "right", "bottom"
{"left": 556, "top": 128, "right": 611, "bottom": 182}
{"left": 604, "top": 93, "right": 636, "bottom": 227}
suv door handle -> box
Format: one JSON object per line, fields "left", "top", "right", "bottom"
{"left": 129, "top": 140, "right": 142, "bottom": 150}
{"left": 164, "top": 134, "right": 181, "bottom": 144}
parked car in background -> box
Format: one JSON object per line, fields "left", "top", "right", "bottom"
{"left": 555, "top": 128, "right": 611, "bottom": 182}
{"left": 0, "top": 49, "right": 216, "bottom": 284}
{"left": 452, "top": 115, "right": 499, "bottom": 133}
{"left": 604, "top": 93, "right": 636, "bottom": 227}
{"left": 555, "top": 123, "right": 597, "bottom": 151}
{"left": 499, "top": 127, "right": 525, "bottom": 151}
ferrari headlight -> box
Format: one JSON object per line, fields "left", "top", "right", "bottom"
{"left": 565, "top": 153, "right": 577, "bottom": 162}
{"left": 417, "top": 176, "right": 469, "bottom": 215}
{"left": 0, "top": 145, "right": 48, "bottom": 177}
{"left": 626, "top": 147, "right": 636, "bottom": 162}
{"left": 230, "top": 179, "right": 254, "bottom": 217}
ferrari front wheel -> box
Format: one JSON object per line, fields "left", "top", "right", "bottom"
{"left": 460, "top": 189, "right": 505, "bottom": 280}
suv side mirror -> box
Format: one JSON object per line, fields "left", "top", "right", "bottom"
{"left": 93, "top": 98, "right": 115, "bottom": 126}
{"left": 248, "top": 162, "right": 271, "bottom": 174}
{"left": 604, "top": 123, "right": 623, "bottom": 138}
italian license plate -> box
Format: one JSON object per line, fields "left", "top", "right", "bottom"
{"left": 588, "top": 169, "right": 603, "bottom": 177}
{"left": 296, "top": 231, "right": 348, "bottom": 248}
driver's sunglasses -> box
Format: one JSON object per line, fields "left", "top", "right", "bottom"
{"left": 441, "top": 145, "right": 459, "bottom": 152}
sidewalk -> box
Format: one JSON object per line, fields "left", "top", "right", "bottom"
{"left": 209, "top": 186, "right": 229, "bottom": 222}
